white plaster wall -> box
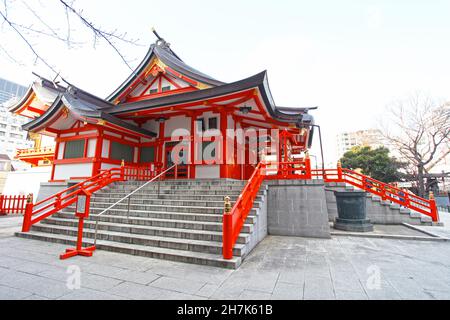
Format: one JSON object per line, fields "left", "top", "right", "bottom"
{"left": 101, "top": 140, "right": 110, "bottom": 158}
{"left": 60, "top": 132, "right": 76, "bottom": 138}
{"left": 161, "top": 77, "right": 171, "bottom": 88}
{"left": 53, "top": 163, "right": 93, "bottom": 180}
{"left": 142, "top": 120, "right": 159, "bottom": 137}
{"left": 3, "top": 166, "right": 51, "bottom": 199}
{"left": 87, "top": 139, "right": 96, "bottom": 157}
{"left": 57, "top": 142, "right": 65, "bottom": 160}
{"left": 165, "top": 116, "right": 190, "bottom": 137}
{"left": 104, "top": 131, "right": 121, "bottom": 138}
{"left": 196, "top": 165, "right": 220, "bottom": 179}
{"left": 101, "top": 163, "right": 120, "bottom": 171}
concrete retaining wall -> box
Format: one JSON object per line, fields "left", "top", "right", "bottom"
{"left": 265, "top": 180, "right": 331, "bottom": 239}
{"left": 243, "top": 185, "right": 268, "bottom": 258}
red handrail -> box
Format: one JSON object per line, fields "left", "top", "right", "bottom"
{"left": 21, "top": 166, "right": 126, "bottom": 232}
{"left": 222, "top": 162, "right": 264, "bottom": 259}
{"left": 311, "top": 167, "right": 439, "bottom": 222}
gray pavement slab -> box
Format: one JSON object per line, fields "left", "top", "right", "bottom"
{"left": 1, "top": 232, "right": 450, "bottom": 299}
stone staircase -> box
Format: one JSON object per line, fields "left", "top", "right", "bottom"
{"left": 15, "top": 179, "right": 268, "bottom": 269}
{"left": 325, "top": 182, "right": 436, "bottom": 226}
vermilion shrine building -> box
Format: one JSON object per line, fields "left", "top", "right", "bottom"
{"left": 10, "top": 34, "right": 314, "bottom": 183}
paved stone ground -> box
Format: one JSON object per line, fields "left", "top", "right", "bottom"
{"left": 1, "top": 214, "right": 450, "bottom": 300}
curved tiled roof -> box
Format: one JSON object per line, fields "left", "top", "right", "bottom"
{"left": 107, "top": 40, "right": 225, "bottom": 102}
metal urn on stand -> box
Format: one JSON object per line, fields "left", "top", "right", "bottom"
{"left": 333, "top": 191, "right": 374, "bottom": 232}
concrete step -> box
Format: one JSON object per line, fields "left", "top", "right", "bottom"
{"left": 58, "top": 209, "right": 257, "bottom": 224}
{"left": 96, "top": 189, "right": 265, "bottom": 197}
{"left": 43, "top": 215, "right": 253, "bottom": 238}
{"left": 92, "top": 193, "right": 264, "bottom": 202}
{"left": 120, "top": 179, "right": 247, "bottom": 186}
{"left": 85, "top": 197, "right": 262, "bottom": 209}
{"left": 30, "top": 223, "right": 246, "bottom": 256}
{"left": 109, "top": 185, "right": 252, "bottom": 192}
{"left": 77, "top": 202, "right": 259, "bottom": 215}
{"left": 15, "top": 231, "right": 241, "bottom": 269}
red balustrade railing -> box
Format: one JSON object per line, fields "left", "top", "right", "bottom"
{"left": 122, "top": 165, "right": 160, "bottom": 181}
{"left": 263, "top": 159, "right": 312, "bottom": 180}
{"left": 0, "top": 194, "right": 30, "bottom": 215}
{"left": 222, "top": 160, "right": 440, "bottom": 259}
{"left": 21, "top": 166, "right": 125, "bottom": 232}
{"left": 311, "top": 166, "right": 439, "bottom": 222}
{"left": 16, "top": 146, "right": 55, "bottom": 157}
{"left": 21, "top": 162, "right": 183, "bottom": 233}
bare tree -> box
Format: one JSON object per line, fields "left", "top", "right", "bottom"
{"left": 381, "top": 93, "right": 450, "bottom": 197}
{"left": 0, "top": 0, "right": 142, "bottom": 76}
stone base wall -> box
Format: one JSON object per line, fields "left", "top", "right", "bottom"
{"left": 265, "top": 180, "right": 331, "bottom": 239}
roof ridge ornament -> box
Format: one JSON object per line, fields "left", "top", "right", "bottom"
{"left": 152, "top": 27, "right": 171, "bottom": 49}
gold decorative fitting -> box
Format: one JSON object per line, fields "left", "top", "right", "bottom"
{"left": 27, "top": 193, "right": 33, "bottom": 203}
{"left": 429, "top": 191, "right": 434, "bottom": 199}
{"left": 224, "top": 196, "right": 232, "bottom": 213}
{"left": 337, "top": 160, "right": 342, "bottom": 167}
{"left": 97, "top": 120, "right": 105, "bottom": 126}
{"left": 61, "top": 106, "right": 69, "bottom": 119}
{"left": 121, "top": 159, "right": 125, "bottom": 167}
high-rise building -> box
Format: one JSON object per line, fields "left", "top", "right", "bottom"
{"left": 0, "top": 77, "right": 34, "bottom": 163}
{"left": 336, "top": 129, "right": 385, "bottom": 159}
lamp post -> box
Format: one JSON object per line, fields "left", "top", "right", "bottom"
{"left": 298, "top": 123, "right": 325, "bottom": 176}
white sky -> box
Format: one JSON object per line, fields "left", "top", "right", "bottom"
{"left": 1, "top": 0, "right": 449, "bottom": 165}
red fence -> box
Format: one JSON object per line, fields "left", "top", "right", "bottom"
{"left": 222, "top": 160, "right": 440, "bottom": 260}
{"left": 0, "top": 194, "right": 30, "bottom": 215}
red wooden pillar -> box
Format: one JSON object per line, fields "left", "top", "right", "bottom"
{"left": 92, "top": 129, "right": 103, "bottom": 176}
{"left": 220, "top": 111, "right": 228, "bottom": 178}
{"left": 190, "top": 113, "right": 197, "bottom": 179}
{"left": 157, "top": 120, "right": 165, "bottom": 171}
{"left": 51, "top": 138, "right": 60, "bottom": 181}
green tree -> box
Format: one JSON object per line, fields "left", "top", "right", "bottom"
{"left": 340, "top": 146, "right": 406, "bottom": 183}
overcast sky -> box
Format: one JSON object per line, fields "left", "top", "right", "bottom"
{"left": 1, "top": 0, "right": 449, "bottom": 164}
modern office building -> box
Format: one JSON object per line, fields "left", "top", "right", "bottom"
{"left": 0, "top": 77, "right": 34, "bottom": 163}
{"left": 336, "top": 129, "right": 385, "bottom": 159}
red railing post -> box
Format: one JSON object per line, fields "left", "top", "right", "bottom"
{"left": 222, "top": 196, "right": 233, "bottom": 260}
{"left": 120, "top": 159, "right": 125, "bottom": 181}
{"left": 381, "top": 184, "right": 387, "bottom": 201}
{"left": 22, "top": 193, "right": 34, "bottom": 232}
{"left": 0, "top": 194, "right": 4, "bottom": 216}
{"left": 304, "top": 153, "right": 312, "bottom": 179}
{"left": 429, "top": 191, "right": 439, "bottom": 222}
{"left": 337, "top": 160, "right": 343, "bottom": 181}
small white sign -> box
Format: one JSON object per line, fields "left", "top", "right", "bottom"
{"left": 77, "top": 195, "right": 86, "bottom": 214}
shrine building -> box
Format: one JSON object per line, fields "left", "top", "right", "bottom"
{"left": 9, "top": 33, "right": 315, "bottom": 184}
